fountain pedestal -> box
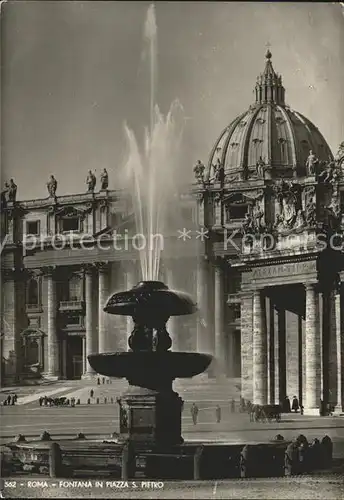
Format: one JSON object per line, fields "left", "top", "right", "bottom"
{"left": 88, "top": 349, "right": 211, "bottom": 448}
{"left": 119, "top": 385, "right": 183, "bottom": 446}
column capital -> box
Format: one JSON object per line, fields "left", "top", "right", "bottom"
{"left": 96, "top": 261, "right": 109, "bottom": 273}
{"left": 304, "top": 282, "right": 317, "bottom": 292}
{"left": 25, "top": 268, "right": 44, "bottom": 279}
{"left": 42, "top": 265, "right": 57, "bottom": 278}
{"left": 2, "top": 267, "right": 25, "bottom": 281}
{"left": 82, "top": 263, "right": 96, "bottom": 275}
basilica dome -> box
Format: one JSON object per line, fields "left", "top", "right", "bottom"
{"left": 206, "top": 50, "right": 333, "bottom": 181}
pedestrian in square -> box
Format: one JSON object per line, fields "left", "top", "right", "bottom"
{"left": 191, "top": 403, "right": 199, "bottom": 425}
{"left": 216, "top": 405, "right": 221, "bottom": 423}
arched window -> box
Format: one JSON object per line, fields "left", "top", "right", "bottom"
{"left": 27, "top": 279, "right": 39, "bottom": 305}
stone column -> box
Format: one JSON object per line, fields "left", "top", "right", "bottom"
{"left": 165, "top": 264, "right": 179, "bottom": 351}
{"left": 62, "top": 338, "right": 67, "bottom": 379}
{"left": 298, "top": 314, "right": 303, "bottom": 407}
{"left": 84, "top": 266, "right": 95, "bottom": 376}
{"left": 268, "top": 298, "right": 275, "bottom": 404}
{"left": 214, "top": 259, "right": 225, "bottom": 376}
{"left": 82, "top": 337, "right": 86, "bottom": 375}
{"left": 125, "top": 262, "right": 136, "bottom": 350}
{"left": 334, "top": 289, "right": 343, "bottom": 413}
{"left": 304, "top": 283, "right": 321, "bottom": 414}
{"left": 196, "top": 257, "right": 211, "bottom": 354}
{"left": 46, "top": 267, "right": 59, "bottom": 378}
{"left": 328, "top": 289, "right": 337, "bottom": 406}
{"left": 276, "top": 306, "right": 286, "bottom": 403}
{"left": 98, "top": 262, "right": 109, "bottom": 354}
{"left": 322, "top": 291, "right": 330, "bottom": 405}
{"left": 2, "top": 269, "right": 24, "bottom": 383}
{"left": 252, "top": 289, "right": 268, "bottom": 405}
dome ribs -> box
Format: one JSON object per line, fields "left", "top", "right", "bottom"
{"left": 278, "top": 106, "right": 297, "bottom": 172}
{"left": 204, "top": 51, "right": 334, "bottom": 184}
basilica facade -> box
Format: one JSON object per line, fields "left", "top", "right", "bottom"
{"left": 1, "top": 51, "right": 343, "bottom": 414}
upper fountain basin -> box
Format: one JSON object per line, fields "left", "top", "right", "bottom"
{"left": 87, "top": 351, "right": 212, "bottom": 380}
{"left": 103, "top": 280, "right": 197, "bottom": 316}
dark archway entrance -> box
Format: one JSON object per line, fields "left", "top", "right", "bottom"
{"left": 66, "top": 336, "right": 83, "bottom": 379}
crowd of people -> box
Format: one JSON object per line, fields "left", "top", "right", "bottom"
{"left": 1, "top": 393, "right": 18, "bottom": 406}
{"left": 188, "top": 395, "right": 304, "bottom": 426}
{"left": 38, "top": 395, "right": 77, "bottom": 407}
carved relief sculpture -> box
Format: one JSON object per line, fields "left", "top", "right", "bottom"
{"left": 326, "top": 186, "right": 342, "bottom": 231}
{"left": 318, "top": 160, "right": 339, "bottom": 184}
{"left": 274, "top": 180, "right": 301, "bottom": 230}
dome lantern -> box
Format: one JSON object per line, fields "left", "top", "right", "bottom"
{"left": 255, "top": 50, "right": 285, "bottom": 106}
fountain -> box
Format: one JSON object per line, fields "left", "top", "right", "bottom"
{"left": 1, "top": 5, "right": 335, "bottom": 483}
{"left": 88, "top": 280, "right": 211, "bottom": 446}
{"left": 85, "top": 4, "right": 212, "bottom": 449}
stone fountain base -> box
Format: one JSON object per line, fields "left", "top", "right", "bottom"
{"left": 117, "top": 385, "right": 183, "bottom": 446}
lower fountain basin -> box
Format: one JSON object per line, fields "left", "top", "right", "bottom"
{"left": 88, "top": 351, "right": 212, "bottom": 380}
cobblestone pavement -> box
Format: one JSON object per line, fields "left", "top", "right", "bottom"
{"left": 2, "top": 476, "right": 344, "bottom": 499}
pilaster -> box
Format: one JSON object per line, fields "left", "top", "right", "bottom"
{"left": 43, "top": 266, "right": 60, "bottom": 379}
{"left": 83, "top": 264, "right": 96, "bottom": 376}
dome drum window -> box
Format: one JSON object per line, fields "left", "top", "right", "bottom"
{"left": 224, "top": 194, "right": 249, "bottom": 223}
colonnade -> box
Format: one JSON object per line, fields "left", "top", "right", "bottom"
{"left": 43, "top": 258, "right": 230, "bottom": 379}
{"left": 241, "top": 283, "right": 343, "bottom": 413}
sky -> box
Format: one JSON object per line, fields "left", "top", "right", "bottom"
{"left": 1, "top": 1, "right": 344, "bottom": 200}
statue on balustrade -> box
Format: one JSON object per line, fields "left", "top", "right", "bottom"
{"left": 252, "top": 202, "right": 265, "bottom": 233}
{"left": 318, "top": 160, "right": 338, "bottom": 183}
{"left": 100, "top": 169, "right": 109, "bottom": 190}
{"left": 47, "top": 175, "right": 57, "bottom": 198}
{"left": 326, "top": 189, "right": 342, "bottom": 231}
{"left": 8, "top": 179, "right": 17, "bottom": 202}
{"left": 86, "top": 170, "right": 96, "bottom": 192}
{"left": 193, "top": 160, "right": 205, "bottom": 183}
{"left": 305, "top": 150, "right": 318, "bottom": 176}
{"left": 335, "top": 141, "right": 344, "bottom": 162}
{"left": 212, "top": 158, "right": 223, "bottom": 183}
{"left": 256, "top": 156, "right": 266, "bottom": 178}
{"left": 242, "top": 212, "right": 254, "bottom": 234}
{"left": 214, "top": 159, "right": 224, "bottom": 183}
{"left": 1, "top": 182, "right": 9, "bottom": 208}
